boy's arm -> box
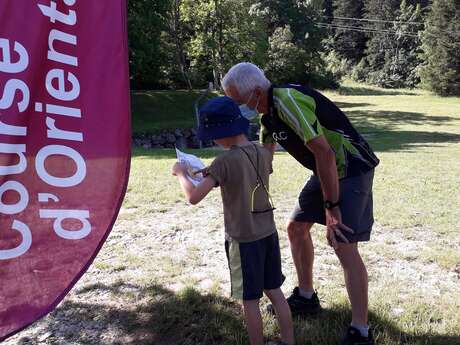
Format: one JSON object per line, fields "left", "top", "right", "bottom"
{"left": 173, "top": 163, "right": 216, "bottom": 205}
{"left": 263, "top": 143, "right": 276, "bottom": 154}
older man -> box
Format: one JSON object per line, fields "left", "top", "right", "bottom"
{"left": 222, "top": 62, "right": 379, "bottom": 345}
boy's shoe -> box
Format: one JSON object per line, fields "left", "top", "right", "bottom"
{"left": 340, "top": 326, "right": 374, "bottom": 345}
{"left": 267, "top": 287, "right": 321, "bottom": 317}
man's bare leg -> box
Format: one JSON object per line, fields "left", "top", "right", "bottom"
{"left": 286, "top": 220, "right": 315, "bottom": 291}
{"left": 335, "top": 242, "right": 368, "bottom": 327}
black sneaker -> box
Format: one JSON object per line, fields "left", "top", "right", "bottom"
{"left": 267, "top": 287, "right": 321, "bottom": 317}
{"left": 340, "top": 326, "right": 374, "bottom": 345}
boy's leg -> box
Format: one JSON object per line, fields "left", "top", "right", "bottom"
{"left": 242, "top": 299, "right": 264, "bottom": 345}
{"left": 264, "top": 288, "right": 294, "bottom": 345}
{"left": 226, "top": 239, "right": 266, "bottom": 344}
{"left": 266, "top": 225, "right": 320, "bottom": 317}
{"left": 334, "top": 242, "right": 368, "bottom": 326}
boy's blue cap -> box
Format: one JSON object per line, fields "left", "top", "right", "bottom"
{"left": 198, "top": 96, "right": 249, "bottom": 141}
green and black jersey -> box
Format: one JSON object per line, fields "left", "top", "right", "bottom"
{"left": 260, "top": 84, "right": 379, "bottom": 179}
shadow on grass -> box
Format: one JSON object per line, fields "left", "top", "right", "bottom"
{"left": 337, "top": 85, "right": 418, "bottom": 96}
{"left": 132, "top": 130, "right": 460, "bottom": 160}
{"left": 366, "top": 130, "right": 460, "bottom": 152}
{"left": 14, "top": 282, "right": 460, "bottom": 345}
{"left": 132, "top": 105, "right": 459, "bottom": 157}
{"left": 294, "top": 305, "right": 460, "bottom": 345}
{"left": 345, "top": 110, "right": 460, "bottom": 152}
{"left": 16, "top": 282, "right": 246, "bottom": 345}
{"left": 131, "top": 90, "right": 220, "bottom": 133}
{"left": 347, "top": 110, "right": 456, "bottom": 129}
{"left": 335, "top": 102, "right": 372, "bottom": 109}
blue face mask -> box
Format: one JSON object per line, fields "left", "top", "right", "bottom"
{"left": 239, "top": 92, "right": 260, "bottom": 120}
{"left": 239, "top": 104, "right": 259, "bottom": 120}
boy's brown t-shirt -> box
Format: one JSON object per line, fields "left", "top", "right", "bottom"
{"left": 207, "top": 143, "right": 276, "bottom": 243}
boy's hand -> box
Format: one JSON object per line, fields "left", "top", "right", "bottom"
{"left": 172, "top": 162, "right": 188, "bottom": 176}
{"left": 193, "top": 167, "right": 210, "bottom": 177}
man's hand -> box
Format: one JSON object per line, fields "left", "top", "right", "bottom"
{"left": 325, "top": 207, "right": 354, "bottom": 249}
{"left": 172, "top": 162, "right": 188, "bottom": 176}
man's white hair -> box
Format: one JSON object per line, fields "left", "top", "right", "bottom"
{"left": 221, "top": 62, "right": 271, "bottom": 98}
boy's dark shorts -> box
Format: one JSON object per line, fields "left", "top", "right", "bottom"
{"left": 291, "top": 169, "right": 375, "bottom": 242}
{"left": 225, "top": 232, "right": 285, "bottom": 301}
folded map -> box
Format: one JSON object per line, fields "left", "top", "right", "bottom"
{"left": 175, "top": 147, "right": 206, "bottom": 186}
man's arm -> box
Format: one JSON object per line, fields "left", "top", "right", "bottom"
{"left": 260, "top": 115, "right": 276, "bottom": 154}
{"left": 306, "top": 135, "right": 353, "bottom": 249}
{"left": 306, "top": 135, "right": 339, "bottom": 203}
{"left": 172, "top": 163, "right": 216, "bottom": 205}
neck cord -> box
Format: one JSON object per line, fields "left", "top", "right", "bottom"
{"left": 237, "top": 144, "right": 276, "bottom": 213}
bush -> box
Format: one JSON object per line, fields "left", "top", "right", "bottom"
{"left": 264, "top": 26, "right": 309, "bottom": 84}
{"left": 264, "top": 26, "right": 339, "bottom": 89}
{"left": 308, "top": 70, "right": 340, "bottom": 90}
{"left": 351, "top": 59, "right": 370, "bottom": 82}
{"left": 323, "top": 50, "right": 352, "bottom": 81}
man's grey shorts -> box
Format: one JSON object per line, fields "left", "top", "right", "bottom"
{"left": 291, "top": 169, "right": 375, "bottom": 242}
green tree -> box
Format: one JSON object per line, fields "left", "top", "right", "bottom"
{"left": 323, "top": 0, "right": 334, "bottom": 22}
{"left": 360, "top": 0, "right": 401, "bottom": 85}
{"left": 251, "top": 0, "right": 325, "bottom": 56}
{"left": 264, "top": 26, "right": 309, "bottom": 83}
{"left": 251, "top": 0, "right": 337, "bottom": 87}
{"left": 128, "top": 0, "right": 169, "bottom": 89}
{"left": 419, "top": 0, "right": 460, "bottom": 96}
{"left": 352, "top": 0, "right": 430, "bottom": 88}
{"left": 165, "top": 0, "right": 193, "bottom": 89}
{"left": 181, "top": 0, "right": 267, "bottom": 88}
{"left": 331, "top": 0, "right": 366, "bottom": 65}
{"left": 379, "top": 1, "right": 424, "bottom": 88}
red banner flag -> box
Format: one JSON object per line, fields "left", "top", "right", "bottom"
{"left": 0, "top": 1, "right": 131, "bottom": 340}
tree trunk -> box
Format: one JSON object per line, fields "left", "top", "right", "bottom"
{"left": 213, "top": 0, "right": 223, "bottom": 88}
{"left": 171, "top": 0, "right": 192, "bottom": 89}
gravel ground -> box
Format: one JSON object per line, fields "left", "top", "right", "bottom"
{"left": 5, "top": 198, "right": 460, "bottom": 344}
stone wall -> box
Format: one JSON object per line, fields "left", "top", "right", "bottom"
{"left": 132, "top": 123, "right": 259, "bottom": 149}
{"left": 133, "top": 128, "right": 204, "bottom": 149}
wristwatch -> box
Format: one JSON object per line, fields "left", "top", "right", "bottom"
{"left": 324, "top": 200, "right": 340, "bottom": 209}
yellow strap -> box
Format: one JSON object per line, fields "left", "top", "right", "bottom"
{"left": 251, "top": 182, "right": 275, "bottom": 212}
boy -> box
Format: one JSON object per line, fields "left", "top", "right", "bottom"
{"left": 172, "top": 96, "right": 294, "bottom": 345}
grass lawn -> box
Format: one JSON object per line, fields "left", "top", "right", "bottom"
{"left": 123, "top": 82, "right": 460, "bottom": 344}
{"left": 7, "top": 81, "right": 460, "bottom": 345}
{"left": 131, "top": 89, "right": 219, "bottom": 133}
